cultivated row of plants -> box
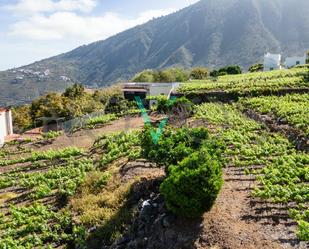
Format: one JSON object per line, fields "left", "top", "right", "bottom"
{"left": 240, "top": 93, "right": 309, "bottom": 136}
{"left": 0, "top": 147, "right": 83, "bottom": 166}
{"left": 0, "top": 144, "right": 92, "bottom": 248}
{"left": 178, "top": 66, "right": 308, "bottom": 95}
{"left": 194, "top": 103, "right": 309, "bottom": 240}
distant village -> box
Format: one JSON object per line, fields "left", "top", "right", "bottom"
{"left": 10, "top": 67, "right": 71, "bottom": 84}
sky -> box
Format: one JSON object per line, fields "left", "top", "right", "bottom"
{"left": 0, "top": 0, "right": 199, "bottom": 71}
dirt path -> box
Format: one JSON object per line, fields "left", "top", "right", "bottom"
{"left": 38, "top": 116, "right": 144, "bottom": 151}
{"left": 195, "top": 166, "right": 307, "bottom": 249}
{"left": 195, "top": 168, "right": 281, "bottom": 249}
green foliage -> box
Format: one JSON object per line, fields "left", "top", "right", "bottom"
{"left": 12, "top": 85, "right": 134, "bottom": 132}
{"left": 190, "top": 67, "right": 209, "bottom": 80}
{"left": 297, "top": 221, "right": 309, "bottom": 241}
{"left": 148, "top": 96, "right": 193, "bottom": 115}
{"left": 218, "top": 65, "right": 242, "bottom": 75}
{"left": 195, "top": 102, "right": 309, "bottom": 240}
{"left": 160, "top": 148, "right": 223, "bottom": 217}
{"left": 85, "top": 114, "right": 117, "bottom": 129}
{"left": 240, "top": 94, "right": 309, "bottom": 136}
{"left": 42, "top": 130, "right": 62, "bottom": 140}
{"left": 131, "top": 69, "right": 157, "bottom": 82}
{"left": 0, "top": 147, "right": 93, "bottom": 248}
{"left": 140, "top": 126, "right": 208, "bottom": 167}
{"left": 179, "top": 67, "right": 308, "bottom": 95}
{"left": 209, "top": 70, "right": 219, "bottom": 78}
{"left": 62, "top": 83, "right": 85, "bottom": 99}
{"left": 12, "top": 105, "right": 33, "bottom": 133}
{"left": 132, "top": 68, "right": 189, "bottom": 83}
{"left": 249, "top": 63, "right": 263, "bottom": 72}
{"left": 0, "top": 147, "right": 83, "bottom": 166}
{"left": 93, "top": 131, "right": 141, "bottom": 168}
{"left": 306, "top": 50, "right": 309, "bottom": 64}
{"left": 104, "top": 94, "right": 132, "bottom": 115}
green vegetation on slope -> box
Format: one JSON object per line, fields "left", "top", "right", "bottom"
{"left": 240, "top": 93, "right": 309, "bottom": 136}
{"left": 195, "top": 103, "right": 309, "bottom": 240}
{"left": 178, "top": 66, "right": 309, "bottom": 95}
{"left": 12, "top": 84, "right": 138, "bottom": 132}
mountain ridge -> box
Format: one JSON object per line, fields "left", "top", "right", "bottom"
{"left": 1, "top": 0, "right": 309, "bottom": 106}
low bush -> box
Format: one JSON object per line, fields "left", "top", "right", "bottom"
{"left": 160, "top": 148, "right": 223, "bottom": 217}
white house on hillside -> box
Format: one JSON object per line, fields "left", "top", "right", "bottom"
{"left": 0, "top": 108, "right": 13, "bottom": 147}
{"left": 264, "top": 53, "right": 282, "bottom": 71}
{"left": 284, "top": 54, "right": 307, "bottom": 68}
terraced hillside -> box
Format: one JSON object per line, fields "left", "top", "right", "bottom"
{"left": 177, "top": 65, "right": 309, "bottom": 98}
{"left": 0, "top": 67, "right": 308, "bottom": 248}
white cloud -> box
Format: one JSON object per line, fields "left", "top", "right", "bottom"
{"left": 8, "top": 9, "right": 175, "bottom": 43}
{"left": 6, "top": 0, "right": 97, "bottom": 14}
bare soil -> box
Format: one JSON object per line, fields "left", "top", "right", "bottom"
{"left": 38, "top": 116, "right": 144, "bottom": 151}
{"left": 195, "top": 167, "right": 308, "bottom": 249}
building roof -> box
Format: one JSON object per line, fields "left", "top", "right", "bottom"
{"left": 122, "top": 88, "right": 148, "bottom": 93}
{"left": 0, "top": 108, "right": 9, "bottom": 113}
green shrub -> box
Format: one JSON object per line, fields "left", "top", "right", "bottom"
{"left": 147, "top": 96, "right": 193, "bottom": 115}
{"left": 160, "top": 148, "right": 223, "bottom": 217}
{"left": 249, "top": 63, "right": 263, "bottom": 72}
{"left": 190, "top": 67, "right": 208, "bottom": 80}
{"left": 140, "top": 126, "right": 208, "bottom": 167}
{"left": 86, "top": 114, "right": 117, "bottom": 128}
{"left": 42, "top": 131, "right": 62, "bottom": 140}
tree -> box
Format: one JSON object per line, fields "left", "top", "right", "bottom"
{"left": 248, "top": 63, "right": 263, "bottom": 72}
{"left": 210, "top": 70, "right": 219, "bottom": 78}
{"left": 12, "top": 105, "right": 32, "bottom": 133}
{"left": 218, "top": 65, "right": 242, "bottom": 75}
{"left": 63, "top": 83, "right": 85, "bottom": 99}
{"left": 132, "top": 68, "right": 189, "bottom": 83}
{"left": 132, "top": 70, "right": 157, "bottom": 82}
{"left": 306, "top": 50, "right": 309, "bottom": 64}
{"left": 190, "top": 67, "right": 208, "bottom": 80}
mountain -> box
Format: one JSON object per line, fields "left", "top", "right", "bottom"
{"left": 1, "top": 0, "right": 309, "bottom": 106}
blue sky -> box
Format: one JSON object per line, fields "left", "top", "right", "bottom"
{"left": 0, "top": 0, "right": 199, "bottom": 70}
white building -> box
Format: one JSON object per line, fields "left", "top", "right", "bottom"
{"left": 0, "top": 108, "right": 13, "bottom": 147}
{"left": 284, "top": 54, "right": 307, "bottom": 68}
{"left": 122, "top": 82, "right": 181, "bottom": 107}
{"left": 264, "top": 53, "right": 282, "bottom": 71}
{"left": 149, "top": 83, "right": 180, "bottom": 107}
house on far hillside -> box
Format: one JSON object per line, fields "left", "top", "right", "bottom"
{"left": 122, "top": 82, "right": 180, "bottom": 107}
{"left": 284, "top": 54, "right": 307, "bottom": 68}
{"left": 0, "top": 108, "right": 13, "bottom": 147}
{"left": 264, "top": 53, "right": 282, "bottom": 71}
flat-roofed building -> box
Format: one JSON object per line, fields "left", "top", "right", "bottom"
{"left": 284, "top": 54, "right": 307, "bottom": 68}
{"left": 264, "top": 53, "right": 282, "bottom": 71}
{"left": 0, "top": 108, "right": 13, "bottom": 147}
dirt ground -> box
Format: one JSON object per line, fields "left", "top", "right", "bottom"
{"left": 38, "top": 116, "right": 144, "bottom": 151}
{"left": 195, "top": 167, "right": 290, "bottom": 249}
